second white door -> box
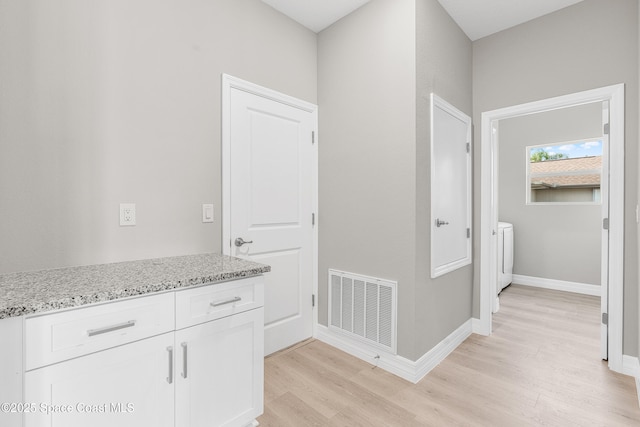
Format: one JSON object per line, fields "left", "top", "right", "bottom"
{"left": 224, "top": 76, "right": 316, "bottom": 355}
{"left": 430, "top": 94, "right": 472, "bottom": 278}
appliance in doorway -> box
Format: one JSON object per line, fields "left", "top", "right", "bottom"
{"left": 498, "top": 222, "right": 514, "bottom": 294}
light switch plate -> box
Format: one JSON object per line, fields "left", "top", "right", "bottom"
{"left": 202, "top": 204, "right": 214, "bottom": 223}
{"left": 120, "top": 203, "right": 136, "bottom": 226}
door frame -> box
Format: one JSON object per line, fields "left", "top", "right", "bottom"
{"left": 221, "top": 74, "right": 319, "bottom": 336}
{"left": 478, "top": 84, "right": 625, "bottom": 373}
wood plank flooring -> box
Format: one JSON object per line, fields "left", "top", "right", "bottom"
{"left": 258, "top": 285, "right": 640, "bottom": 426}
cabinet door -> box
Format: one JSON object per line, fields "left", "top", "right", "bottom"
{"left": 176, "top": 308, "right": 264, "bottom": 427}
{"left": 24, "top": 333, "right": 175, "bottom": 427}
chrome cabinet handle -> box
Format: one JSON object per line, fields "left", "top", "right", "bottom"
{"left": 435, "top": 218, "right": 449, "bottom": 227}
{"left": 234, "top": 237, "right": 253, "bottom": 247}
{"left": 167, "top": 346, "right": 173, "bottom": 384}
{"left": 87, "top": 320, "right": 136, "bottom": 337}
{"left": 181, "top": 342, "right": 188, "bottom": 379}
{"left": 210, "top": 296, "right": 242, "bottom": 307}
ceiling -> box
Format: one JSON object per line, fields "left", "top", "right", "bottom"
{"left": 261, "top": 0, "right": 371, "bottom": 33}
{"left": 261, "top": 0, "right": 584, "bottom": 40}
{"left": 437, "top": 0, "right": 585, "bottom": 40}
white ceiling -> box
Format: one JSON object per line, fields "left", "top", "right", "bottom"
{"left": 437, "top": 0, "right": 585, "bottom": 41}
{"left": 261, "top": 0, "right": 371, "bottom": 33}
{"left": 262, "top": 0, "right": 584, "bottom": 40}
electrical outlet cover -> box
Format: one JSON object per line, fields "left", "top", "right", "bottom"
{"left": 120, "top": 203, "right": 136, "bottom": 226}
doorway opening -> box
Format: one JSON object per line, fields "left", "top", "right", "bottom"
{"left": 479, "top": 84, "right": 625, "bottom": 373}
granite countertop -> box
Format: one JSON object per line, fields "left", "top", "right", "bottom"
{"left": 0, "top": 253, "right": 270, "bottom": 320}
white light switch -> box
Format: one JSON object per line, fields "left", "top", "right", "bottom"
{"left": 202, "top": 204, "right": 214, "bottom": 223}
{"left": 120, "top": 203, "right": 136, "bottom": 226}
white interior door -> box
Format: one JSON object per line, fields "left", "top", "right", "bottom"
{"left": 223, "top": 76, "right": 316, "bottom": 356}
{"left": 600, "top": 101, "right": 610, "bottom": 361}
{"left": 430, "top": 94, "right": 472, "bottom": 278}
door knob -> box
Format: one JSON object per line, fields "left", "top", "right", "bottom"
{"left": 435, "top": 218, "right": 449, "bottom": 227}
{"left": 234, "top": 237, "right": 253, "bottom": 247}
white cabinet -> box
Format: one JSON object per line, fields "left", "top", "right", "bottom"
{"left": 24, "top": 333, "right": 175, "bottom": 427}
{"left": 175, "top": 308, "right": 264, "bottom": 427}
{"left": 174, "top": 277, "right": 264, "bottom": 427}
{"left": 13, "top": 276, "right": 264, "bottom": 427}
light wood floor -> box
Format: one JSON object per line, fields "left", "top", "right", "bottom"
{"left": 257, "top": 285, "right": 640, "bottom": 426}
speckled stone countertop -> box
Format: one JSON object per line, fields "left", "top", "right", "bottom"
{"left": 0, "top": 253, "right": 270, "bottom": 320}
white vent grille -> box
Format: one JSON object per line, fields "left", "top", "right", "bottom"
{"left": 328, "top": 269, "right": 397, "bottom": 354}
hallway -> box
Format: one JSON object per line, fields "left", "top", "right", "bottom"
{"left": 258, "top": 285, "right": 640, "bottom": 426}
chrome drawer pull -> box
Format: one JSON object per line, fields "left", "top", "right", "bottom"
{"left": 87, "top": 320, "right": 136, "bottom": 337}
{"left": 181, "top": 342, "right": 188, "bottom": 379}
{"left": 167, "top": 346, "right": 173, "bottom": 384}
{"left": 210, "top": 296, "right": 242, "bottom": 307}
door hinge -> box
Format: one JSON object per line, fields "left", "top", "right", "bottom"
{"left": 467, "top": 228, "right": 470, "bottom": 238}
{"left": 312, "top": 213, "right": 315, "bottom": 226}
{"left": 312, "top": 294, "right": 316, "bottom": 307}
{"left": 603, "top": 218, "right": 609, "bottom": 230}
{"left": 602, "top": 312, "right": 608, "bottom": 325}
{"left": 603, "top": 123, "right": 610, "bottom": 135}
{"left": 466, "top": 142, "right": 470, "bottom": 153}
{"left": 312, "top": 131, "right": 315, "bottom": 144}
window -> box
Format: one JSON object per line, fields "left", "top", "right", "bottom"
{"left": 526, "top": 139, "right": 603, "bottom": 204}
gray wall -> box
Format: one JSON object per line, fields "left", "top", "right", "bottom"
{"left": 498, "top": 103, "right": 603, "bottom": 285}
{"left": 473, "top": 0, "right": 639, "bottom": 355}
{"left": 318, "top": 0, "right": 472, "bottom": 361}
{"left": 317, "top": 0, "right": 418, "bottom": 359}
{"left": 0, "top": 0, "right": 317, "bottom": 274}
{"left": 415, "top": 0, "right": 473, "bottom": 359}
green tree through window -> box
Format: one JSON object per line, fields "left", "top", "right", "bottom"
{"left": 530, "top": 148, "right": 568, "bottom": 162}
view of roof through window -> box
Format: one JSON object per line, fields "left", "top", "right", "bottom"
{"left": 527, "top": 139, "right": 603, "bottom": 204}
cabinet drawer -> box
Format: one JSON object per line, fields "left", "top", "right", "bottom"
{"left": 25, "top": 292, "right": 174, "bottom": 370}
{"left": 175, "top": 277, "right": 264, "bottom": 329}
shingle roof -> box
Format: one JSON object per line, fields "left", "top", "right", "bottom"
{"left": 530, "top": 156, "right": 601, "bottom": 188}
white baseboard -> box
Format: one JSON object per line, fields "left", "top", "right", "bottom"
{"left": 512, "top": 274, "right": 601, "bottom": 296}
{"left": 315, "top": 319, "right": 472, "bottom": 384}
{"left": 471, "top": 318, "right": 486, "bottom": 335}
{"left": 622, "top": 355, "right": 640, "bottom": 407}
{"left": 623, "top": 355, "right": 640, "bottom": 377}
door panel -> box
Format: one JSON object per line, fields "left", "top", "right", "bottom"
{"left": 226, "top": 82, "right": 315, "bottom": 355}
{"left": 251, "top": 250, "right": 301, "bottom": 325}
{"left": 248, "top": 110, "right": 301, "bottom": 226}
{"left": 431, "top": 94, "right": 472, "bottom": 278}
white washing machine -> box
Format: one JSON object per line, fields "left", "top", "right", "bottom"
{"left": 497, "top": 222, "right": 514, "bottom": 294}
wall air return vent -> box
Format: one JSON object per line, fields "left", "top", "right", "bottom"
{"left": 328, "top": 269, "right": 397, "bottom": 354}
